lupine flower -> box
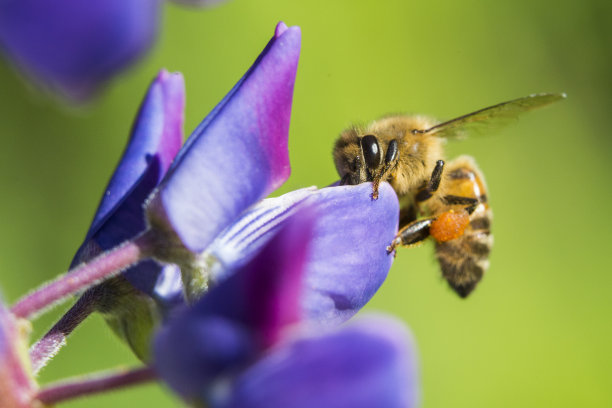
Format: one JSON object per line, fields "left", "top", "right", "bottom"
{"left": 154, "top": 212, "right": 419, "bottom": 408}
{"left": 0, "top": 0, "right": 225, "bottom": 100}
{"left": 0, "top": 298, "right": 35, "bottom": 408}
{"left": 29, "top": 21, "right": 302, "bottom": 365}
{"left": 35, "top": 22, "right": 398, "bottom": 367}
{"left": 49, "top": 22, "right": 302, "bottom": 362}
{"left": 80, "top": 21, "right": 301, "bottom": 308}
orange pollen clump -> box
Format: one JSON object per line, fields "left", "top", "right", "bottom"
{"left": 430, "top": 210, "right": 470, "bottom": 242}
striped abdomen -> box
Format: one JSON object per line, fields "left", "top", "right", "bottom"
{"left": 435, "top": 156, "right": 493, "bottom": 298}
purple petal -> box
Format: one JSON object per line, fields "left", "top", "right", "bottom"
{"left": 0, "top": 0, "right": 161, "bottom": 99}
{"left": 0, "top": 300, "right": 35, "bottom": 408}
{"left": 72, "top": 70, "right": 184, "bottom": 296}
{"left": 302, "top": 184, "right": 398, "bottom": 325}
{"left": 154, "top": 315, "right": 256, "bottom": 401}
{"left": 87, "top": 69, "right": 184, "bottom": 238}
{"left": 147, "top": 22, "right": 301, "bottom": 253}
{"left": 155, "top": 212, "right": 314, "bottom": 400}
{"left": 197, "top": 209, "right": 313, "bottom": 347}
{"left": 217, "top": 316, "right": 419, "bottom": 408}
{"left": 207, "top": 182, "right": 399, "bottom": 326}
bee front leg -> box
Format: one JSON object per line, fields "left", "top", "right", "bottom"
{"left": 386, "top": 217, "right": 435, "bottom": 254}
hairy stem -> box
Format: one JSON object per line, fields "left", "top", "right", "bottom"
{"left": 29, "top": 290, "right": 99, "bottom": 375}
{"left": 35, "top": 366, "right": 157, "bottom": 405}
{"left": 11, "top": 230, "right": 155, "bottom": 320}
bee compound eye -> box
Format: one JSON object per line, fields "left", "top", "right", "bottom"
{"left": 360, "top": 135, "right": 382, "bottom": 170}
{"left": 385, "top": 139, "right": 399, "bottom": 164}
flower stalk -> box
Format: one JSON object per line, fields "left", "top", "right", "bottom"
{"left": 11, "top": 231, "right": 156, "bottom": 320}
{"left": 29, "top": 294, "right": 97, "bottom": 374}
{"left": 35, "top": 366, "right": 157, "bottom": 405}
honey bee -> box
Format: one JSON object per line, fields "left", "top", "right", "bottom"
{"left": 333, "top": 93, "right": 566, "bottom": 297}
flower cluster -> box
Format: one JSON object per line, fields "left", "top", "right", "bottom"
{"left": 0, "top": 22, "right": 419, "bottom": 407}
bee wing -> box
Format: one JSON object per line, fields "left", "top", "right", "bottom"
{"left": 421, "top": 93, "right": 566, "bottom": 139}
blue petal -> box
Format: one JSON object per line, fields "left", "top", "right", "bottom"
{"left": 0, "top": 0, "right": 161, "bottom": 99}
{"left": 154, "top": 315, "right": 256, "bottom": 400}
{"left": 207, "top": 182, "right": 399, "bottom": 326}
{"left": 86, "top": 70, "right": 184, "bottom": 238}
{"left": 217, "top": 316, "right": 419, "bottom": 408}
{"left": 155, "top": 211, "right": 314, "bottom": 400}
{"left": 147, "top": 22, "right": 301, "bottom": 253}
{"left": 72, "top": 70, "right": 184, "bottom": 297}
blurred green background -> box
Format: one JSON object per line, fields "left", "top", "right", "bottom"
{"left": 1, "top": 0, "right": 610, "bottom": 407}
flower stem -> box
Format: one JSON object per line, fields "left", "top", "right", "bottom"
{"left": 30, "top": 290, "right": 98, "bottom": 375}
{"left": 11, "top": 230, "right": 155, "bottom": 320}
{"left": 35, "top": 366, "right": 157, "bottom": 405}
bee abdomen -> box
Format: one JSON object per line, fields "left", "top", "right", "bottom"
{"left": 435, "top": 211, "right": 493, "bottom": 298}
{"left": 469, "top": 216, "right": 490, "bottom": 232}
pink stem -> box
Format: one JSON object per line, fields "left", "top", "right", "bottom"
{"left": 36, "top": 366, "right": 157, "bottom": 405}
{"left": 11, "top": 231, "right": 154, "bottom": 320}
{"left": 30, "top": 291, "right": 97, "bottom": 374}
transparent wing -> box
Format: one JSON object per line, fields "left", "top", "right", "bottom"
{"left": 420, "top": 93, "right": 566, "bottom": 139}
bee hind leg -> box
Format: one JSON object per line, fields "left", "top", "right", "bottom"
{"left": 387, "top": 206, "right": 473, "bottom": 254}
{"left": 386, "top": 217, "right": 435, "bottom": 254}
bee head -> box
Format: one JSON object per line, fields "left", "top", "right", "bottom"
{"left": 336, "top": 134, "right": 400, "bottom": 186}
{"left": 334, "top": 129, "right": 399, "bottom": 187}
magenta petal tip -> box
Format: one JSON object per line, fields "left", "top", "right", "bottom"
{"left": 275, "top": 21, "right": 288, "bottom": 37}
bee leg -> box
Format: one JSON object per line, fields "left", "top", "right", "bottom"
{"left": 443, "top": 195, "right": 478, "bottom": 214}
{"left": 398, "top": 204, "right": 417, "bottom": 227}
{"left": 415, "top": 160, "right": 445, "bottom": 202}
{"left": 339, "top": 173, "right": 351, "bottom": 186}
{"left": 387, "top": 205, "right": 474, "bottom": 254}
{"left": 386, "top": 217, "right": 435, "bottom": 254}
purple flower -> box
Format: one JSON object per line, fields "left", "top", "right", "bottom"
{"left": 51, "top": 22, "right": 302, "bottom": 361}
{"left": 0, "top": 0, "right": 227, "bottom": 100}
{"left": 59, "top": 22, "right": 397, "bottom": 362}
{"left": 0, "top": 0, "right": 161, "bottom": 100}
{"left": 0, "top": 298, "right": 35, "bottom": 408}
{"left": 154, "top": 213, "right": 418, "bottom": 407}
{"left": 77, "top": 21, "right": 301, "bottom": 309}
